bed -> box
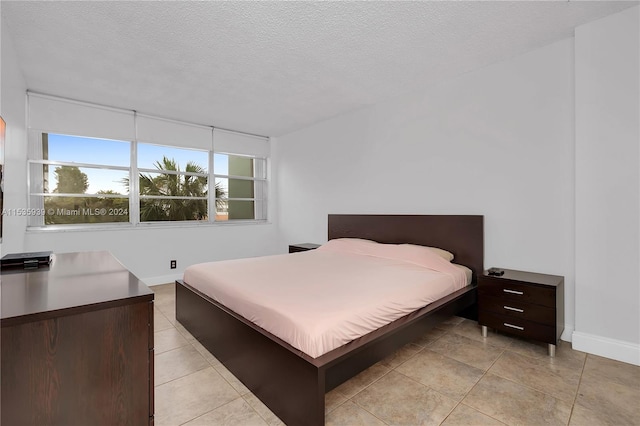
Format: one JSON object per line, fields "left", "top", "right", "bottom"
{"left": 176, "top": 214, "right": 483, "bottom": 425}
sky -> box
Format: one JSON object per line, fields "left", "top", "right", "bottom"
{"left": 46, "top": 133, "right": 230, "bottom": 194}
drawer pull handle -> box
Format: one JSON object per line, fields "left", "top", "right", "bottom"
{"left": 503, "top": 289, "right": 523, "bottom": 295}
{"left": 503, "top": 305, "right": 524, "bottom": 313}
{"left": 504, "top": 323, "right": 524, "bottom": 331}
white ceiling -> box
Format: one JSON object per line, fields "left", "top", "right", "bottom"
{"left": 2, "top": 1, "right": 637, "bottom": 137}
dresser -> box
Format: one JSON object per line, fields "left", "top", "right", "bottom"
{"left": 288, "top": 243, "right": 321, "bottom": 253}
{"left": 478, "top": 269, "right": 564, "bottom": 356}
{"left": 1, "top": 251, "right": 154, "bottom": 425}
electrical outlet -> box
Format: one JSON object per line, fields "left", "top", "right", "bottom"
{"left": 170, "top": 260, "right": 177, "bottom": 269}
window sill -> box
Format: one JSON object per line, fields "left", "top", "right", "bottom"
{"left": 26, "top": 220, "right": 271, "bottom": 233}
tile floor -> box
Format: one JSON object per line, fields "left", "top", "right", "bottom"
{"left": 152, "top": 283, "right": 640, "bottom": 425}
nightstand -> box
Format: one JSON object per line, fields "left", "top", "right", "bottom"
{"left": 288, "top": 243, "right": 321, "bottom": 253}
{"left": 478, "top": 269, "right": 564, "bottom": 356}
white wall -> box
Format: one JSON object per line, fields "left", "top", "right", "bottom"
{"left": 1, "top": 16, "right": 28, "bottom": 257}
{"left": 0, "top": 19, "right": 281, "bottom": 284}
{"left": 0, "top": 0, "right": 2, "bottom": 117}
{"left": 574, "top": 7, "right": 639, "bottom": 365}
{"left": 276, "top": 38, "right": 576, "bottom": 340}
{"left": 23, "top": 224, "right": 279, "bottom": 285}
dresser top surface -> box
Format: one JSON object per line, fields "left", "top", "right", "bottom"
{"left": 1, "top": 251, "right": 153, "bottom": 322}
{"left": 481, "top": 268, "right": 564, "bottom": 287}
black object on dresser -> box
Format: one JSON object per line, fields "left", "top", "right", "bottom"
{"left": 1, "top": 250, "right": 52, "bottom": 269}
{"left": 1, "top": 251, "right": 154, "bottom": 425}
{"left": 478, "top": 268, "right": 564, "bottom": 356}
{"left": 288, "top": 243, "right": 321, "bottom": 253}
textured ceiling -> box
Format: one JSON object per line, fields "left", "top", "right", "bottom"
{"left": 1, "top": 1, "right": 637, "bottom": 137}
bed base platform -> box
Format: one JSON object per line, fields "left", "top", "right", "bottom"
{"left": 176, "top": 214, "right": 483, "bottom": 425}
{"left": 176, "top": 280, "right": 477, "bottom": 426}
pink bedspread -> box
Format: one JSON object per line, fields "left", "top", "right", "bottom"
{"left": 183, "top": 246, "right": 469, "bottom": 358}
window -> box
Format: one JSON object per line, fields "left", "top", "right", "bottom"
{"left": 138, "top": 143, "right": 209, "bottom": 222}
{"left": 27, "top": 94, "right": 269, "bottom": 228}
{"left": 214, "top": 153, "right": 267, "bottom": 221}
{"left": 29, "top": 133, "right": 130, "bottom": 225}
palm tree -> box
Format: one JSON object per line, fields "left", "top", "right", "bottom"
{"left": 126, "top": 156, "right": 225, "bottom": 221}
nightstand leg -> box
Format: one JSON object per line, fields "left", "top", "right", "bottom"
{"left": 481, "top": 325, "right": 488, "bottom": 338}
{"left": 548, "top": 344, "right": 556, "bottom": 357}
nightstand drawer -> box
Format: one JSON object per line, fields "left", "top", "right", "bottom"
{"left": 479, "top": 311, "right": 556, "bottom": 344}
{"left": 478, "top": 278, "right": 555, "bottom": 308}
{"left": 479, "top": 295, "right": 556, "bottom": 325}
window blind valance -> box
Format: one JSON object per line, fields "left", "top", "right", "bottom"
{"left": 214, "top": 129, "right": 269, "bottom": 158}
{"left": 28, "top": 93, "right": 270, "bottom": 157}
{"left": 136, "top": 114, "right": 212, "bottom": 151}
{"left": 28, "top": 93, "right": 135, "bottom": 142}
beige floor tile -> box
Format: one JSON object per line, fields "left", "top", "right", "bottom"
{"left": 157, "top": 303, "right": 177, "bottom": 322}
{"left": 191, "top": 339, "right": 224, "bottom": 367}
{"left": 575, "top": 367, "right": 640, "bottom": 425}
{"left": 452, "top": 319, "right": 514, "bottom": 348}
{"left": 182, "top": 397, "right": 267, "bottom": 426}
{"left": 154, "top": 296, "right": 174, "bottom": 310}
{"left": 428, "top": 332, "right": 504, "bottom": 371}
{"left": 463, "top": 374, "right": 572, "bottom": 425}
{"left": 152, "top": 282, "right": 175, "bottom": 295}
{"left": 379, "top": 343, "right": 422, "bottom": 369}
{"left": 489, "top": 350, "right": 581, "bottom": 403}
{"left": 325, "top": 388, "right": 348, "bottom": 414}
{"left": 504, "top": 335, "right": 550, "bottom": 357}
{"left": 154, "top": 327, "right": 190, "bottom": 354}
{"left": 175, "top": 321, "right": 197, "bottom": 342}
{"left": 242, "top": 392, "right": 286, "bottom": 426}
{"left": 333, "top": 363, "right": 391, "bottom": 399}
{"left": 154, "top": 291, "right": 176, "bottom": 308}
{"left": 353, "top": 370, "right": 457, "bottom": 425}
{"left": 148, "top": 280, "right": 636, "bottom": 426}
{"left": 154, "top": 287, "right": 176, "bottom": 312}
{"left": 155, "top": 344, "right": 210, "bottom": 386}
{"left": 154, "top": 367, "right": 239, "bottom": 426}
{"left": 154, "top": 307, "right": 173, "bottom": 332}
{"left": 569, "top": 403, "right": 620, "bottom": 426}
{"left": 325, "top": 401, "right": 386, "bottom": 426}
{"left": 507, "top": 339, "right": 586, "bottom": 372}
{"left": 441, "top": 403, "right": 505, "bottom": 426}
{"left": 396, "top": 349, "right": 484, "bottom": 401}
{"left": 435, "top": 318, "right": 463, "bottom": 332}
{"left": 582, "top": 354, "right": 640, "bottom": 390}
{"left": 412, "top": 327, "right": 447, "bottom": 347}
{"left": 213, "top": 363, "right": 251, "bottom": 395}
{"left": 441, "top": 316, "right": 466, "bottom": 326}
{"left": 548, "top": 341, "right": 588, "bottom": 373}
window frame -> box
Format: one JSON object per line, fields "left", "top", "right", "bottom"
{"left": 213, "top": 152, "right": 268, "bottom": 222}
{"left": 27, "top": 133, "right": 133, "bottom": 227}
{"left": 27, "top": 130, "right": 269, "bottom": 230}
{"left": 135, "top": 142, "right": 211, "bottom": 224}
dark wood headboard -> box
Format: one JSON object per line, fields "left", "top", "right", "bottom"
{"left": 328, "top": 214, "right": 484, "bottom": 283}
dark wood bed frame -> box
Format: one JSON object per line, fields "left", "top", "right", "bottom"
{"left": 176, "top": 214, "right": 483, "bottom": 425}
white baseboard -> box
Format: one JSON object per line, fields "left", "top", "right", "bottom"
{"left": 143, "top": 273, "right": 182, "bottom": 287}
{"left": 572, "top": 331, "right": 640, "bottom": 366}
{"left": 561, "top": 324, "right": 574, "bottom": 342}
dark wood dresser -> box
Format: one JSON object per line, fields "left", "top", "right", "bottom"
{"left": 1, "top": 251, "right": 154, "bottom": 425}
{"left": 478, "top": 269, "right": 564, "bottom": 356}
{"left": 288, "top": 243, "right": 321, "bottom": 253}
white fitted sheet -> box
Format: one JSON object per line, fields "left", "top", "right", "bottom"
{"left": 183, "top": 249, "right": 471, "bottom": 358}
